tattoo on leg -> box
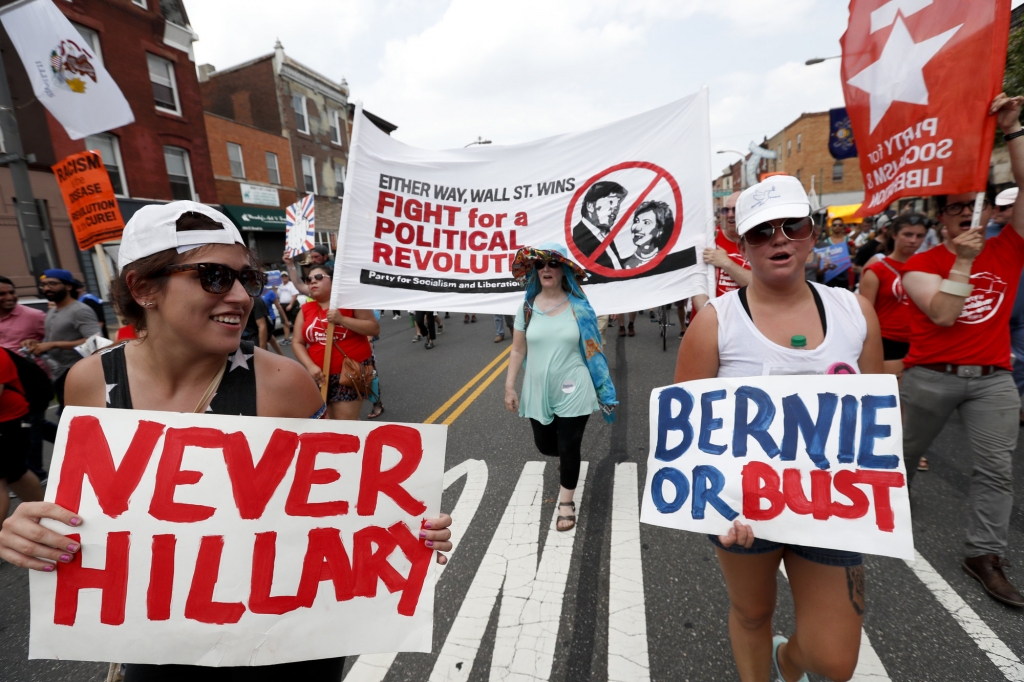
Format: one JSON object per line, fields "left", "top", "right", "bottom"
{"left": 846, "top": 565, "right": 865, "bottom": 616}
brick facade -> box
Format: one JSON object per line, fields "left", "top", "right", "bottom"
{"left": 764, "top": 112, "right": 865, "bottom": 205}
{"left": 0, "top": 0, "right": 212, "bottom": 294}
{"left": 204, "top": 112, "right": 297, "bottom": 208}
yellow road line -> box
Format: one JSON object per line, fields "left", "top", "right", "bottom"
{"left": 424, "top": 345, "right": 513, "bottom": 424}
{"left": 442, "top": 358, "right": 511, "bottom": 425}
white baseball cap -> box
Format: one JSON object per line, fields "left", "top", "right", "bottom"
{"left": 735, "top": 175, "right": 810, "bottom": 236}
{"left": 118, "top": 201, "right": 245, "bottom": 273}
{"left": 995, "top": 187, "right": 1018, "bottom": 206}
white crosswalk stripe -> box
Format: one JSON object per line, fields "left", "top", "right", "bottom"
{"left": 905, "top": 551, "right": 1024, "bottom": 681}
{"left": 346, "top": 459, "right": 489, "bottom": 682}
{"left": 608, "top": 463, "right": 650, "bottom": 682}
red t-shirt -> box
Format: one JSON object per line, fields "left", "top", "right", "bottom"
{"left": 715, "top": 231, "right": 749, "bottom": 297}
{"left": 865, "top": 257, "right": 911, "bottom": 343}
{"left": 903, "top": 227, "right": 1024, "bottom": 369}
{"left": 0, "top": 350, "right": 29, "bottom": 422}
{"left": 301, "top": 302, "right": 372, "bottom": 374}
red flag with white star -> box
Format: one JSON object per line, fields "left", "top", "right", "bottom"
{"left": 841, "top": 0, "right": 1010, "bottom": 216}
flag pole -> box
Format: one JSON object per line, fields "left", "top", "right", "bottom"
{"left": 970, "top": 192, "right": 985, "bottom": 229}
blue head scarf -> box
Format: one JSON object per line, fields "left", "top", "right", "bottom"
{"left": 520, "top": 243, "right": 618, "bottom": 422}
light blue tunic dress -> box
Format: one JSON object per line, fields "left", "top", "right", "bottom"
{"left": 514, "top": 303, "right": 599, "bottom": 424}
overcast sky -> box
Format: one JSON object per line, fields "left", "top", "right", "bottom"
{"left": 188, "top": 0, "right": 1024, "bottom": 176}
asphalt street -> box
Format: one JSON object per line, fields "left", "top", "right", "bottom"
{"left": 2, "top": 311, "right": 1024, "bottom": 681}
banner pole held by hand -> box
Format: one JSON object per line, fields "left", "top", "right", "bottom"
{"left": 971, "top": 191, "right": 985, "bottom": 229}
{"left": 320, "top": 322, "right": 334, "bottom": 401}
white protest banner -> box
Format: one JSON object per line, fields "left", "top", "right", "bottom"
{"left": 331, "top": 91, "right": 715, "bottom": 315}
{"left": 640, "top": 375, "right": 913, "bottom": 560}
{"left": 0, "top": 0, "right": 134, "bottom": 140}
{"left": 285, "top": 194, "right": 316, "bottom": 259}
{"left": 30, "top": 407, "right": 446, "bottom": 666}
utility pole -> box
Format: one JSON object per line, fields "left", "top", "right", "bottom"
{"left": 0, "top": 42, "right": 54, "bottom": 284}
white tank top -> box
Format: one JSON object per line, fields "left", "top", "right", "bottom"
{"left": 709, "top": 282, "right": 867, "bottom": 377}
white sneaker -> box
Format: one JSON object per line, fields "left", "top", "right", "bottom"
{"left": 772, "top": 636, "right": 808, "bottom": 682}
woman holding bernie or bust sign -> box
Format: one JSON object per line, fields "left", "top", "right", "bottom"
{"left": 676, "top": 176, "right": 883, "bottom": 682}
{"left": 0, "top": 202, "right": 453, "bottom": 682}
{"left": 504, "top": 244, "right": 617, "bottom": 532}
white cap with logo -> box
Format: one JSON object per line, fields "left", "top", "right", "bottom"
{"left": 117, "top": 201, "right": 245, "bottom": 273}
{"left": 995, "top": 187, "right": 1018, "bottom": 206}
{"left": 735, "top": 175, "right": 811, "bottom": 236}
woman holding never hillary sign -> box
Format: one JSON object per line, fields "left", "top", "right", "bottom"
{"left": 0, "top": 202, "right": 453, "bottom": 681}
{"left": 676, "top": 176, "right": 883, "bottom": 682}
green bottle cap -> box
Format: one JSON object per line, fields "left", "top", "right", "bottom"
{"left": 791, "top": 335, "right": 807, "bottom": 348}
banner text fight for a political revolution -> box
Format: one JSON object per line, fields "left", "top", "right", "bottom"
{"left": 332, "top": 91, "right": 715, "bottom": 315}
{"left": 30, "top": 408, "right": 446, "bottom": 667}
{"left": 640, "top": 375, "right": 914, "bottom": 560}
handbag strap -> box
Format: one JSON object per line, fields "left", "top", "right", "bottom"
{"left": 194, "top": 362, "right": 227, "bottom": 413}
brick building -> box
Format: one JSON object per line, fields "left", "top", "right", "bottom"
{"left": 0, "top": 0, "right": 213, "bottom": 298}
{"left": 199, "top": 41, "right": 351, "bottom": 252}
{"left": 764, "top": 112, "right": 865, "bottom": 208}
{"left": 203, "top": 112, "right": 297, "bottom": 265}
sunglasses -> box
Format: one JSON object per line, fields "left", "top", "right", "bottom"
{"left": 720, "top": 207, "right": 735, "bottom": 215}
{"left": 161, "top": 263, "right": 266, "bottom": 297}
{"left": 743, "top": 217, "right": 814, "bottom": 246}
{"left": 942, "top": 200, "right": 991, "bottom": 216}
{"left": 304, "top": 273, "right": 330, "bottom": 283}
{"left": 535, "top": 260, "right": 561, "bottom": 270}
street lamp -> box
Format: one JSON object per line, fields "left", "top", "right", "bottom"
{"left": 805, "top": 55, "right": 841, "bottom": 65}
{"left": 465, "top": 136, "right": 491, "bottom": 147}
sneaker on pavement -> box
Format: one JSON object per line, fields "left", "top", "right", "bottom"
{"left": 772, "top": 636, "right": 808, "bottom": 682}
{"left": 424, "top": 340, "right": 435, "bottom": 349}
{"left": 412, "top": 334, "right": 421, "bottom": 342}
{"left": 392, "top": 314, "right": 401, "bottom": 320}
{"left": 963, "top": 554, "right": 1024, "bottom": 606}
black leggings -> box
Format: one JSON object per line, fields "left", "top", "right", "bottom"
{"left": 529, "top": 414, "right": 590, "bottom": 489}
{"left": 124, "top": 658, "right": 344, "bottom": 681}
{"left": 415, "top": 311, "right": 435, "bottom": 340}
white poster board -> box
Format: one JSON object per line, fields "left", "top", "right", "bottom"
{"left": 640, "top": 375, "right": 914, "bottom": 560}
{"left": 331, "top": 90, "right": 716, "bottom": 315}
{"left": 30, "top": 407, "right": 446, "bottom": 666}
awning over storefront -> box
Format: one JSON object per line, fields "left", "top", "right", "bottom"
{"left": 826, "top": 203, "right": 864, "bottom": 224}
{"left": 221, "top": 205, "right": 287, "bottom": 232}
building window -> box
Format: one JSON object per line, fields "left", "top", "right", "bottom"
{"left": 85, "top": 133, "right": 128, "bottom": 197}
{"left": 315, "top": 230, "right": 336, "bottom": 251}
{"left": 266, "top": 152, "right": 280, "bottom": 185}
{"left": 301, "top": 155, "right": 316, "bottom": 194}
{"left": 796, "top": 169, "right": 802, "bottom": 181}
{"left": 159, "top": 0, "right": 187, "bottom": 26}
{"left": 227, "top": 142, "right": 245, "bottom": 179}
{"left": 787, "top": 140, "right": 791, "bottom": 157}
{"left": 72, "top": 23, "right": 103, "bottom": 65}
{"left": 147, "top": 54, "right": 180, "bottom": 114}
{"left": 293, "top": 94, "right": 308, "bottom": 134}
{"left": 329, "top": 109, "right": 342, "bottom": 145}
{"left": 334, "top": 163, "right": 345, "bottom": 196}
{"left": 797, "top": 133, "right": 802, "bottom": 152}
{"left": 832, "top": 162, "right": 844, "bottom": 182}
{"left": 164, "top": 146, "right": 195, "bottom": 201}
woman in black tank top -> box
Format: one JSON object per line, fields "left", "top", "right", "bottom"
{"left": 0, "top": 204, "right": 454, "bottom": 681}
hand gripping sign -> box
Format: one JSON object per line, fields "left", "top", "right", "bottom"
{"left": 640, "top": 375, "right": 914, "bottom": 560}
{"left": 29, "top": 408, "right": 446, "bottom": 667}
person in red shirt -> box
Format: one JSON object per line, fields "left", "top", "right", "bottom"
{"left": 859, "top": 214, "right": 928, "bottom": 374}
{"left": 0, "top": 349, "right": 45, "bottom": 523}
{"left": 291, "top": 264, "right": 379, "bottom": 420}
{"left": 704, "top": 191, "right": 752, "bottom": 297}
{"left": 900, "top": 93, "right": 1024, "bottom": 607}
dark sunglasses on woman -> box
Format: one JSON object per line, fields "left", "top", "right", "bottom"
{"left": 535, "top": 260, "right": 561, "bottom": 270}
{"left": 742, "top": 216, "right": 814, "bottom": 246}
{"left": 160, "top": 263, "right": 266, "bottom": 296}
{"left": 304, "top": 273, "right": 330, "bottom": 283}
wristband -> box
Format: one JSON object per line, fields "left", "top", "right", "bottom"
{"left": 939, "top": 279, "right": 974, "bottom": 297}
{"left": 949, "top": 269, "right": 973, "bottom": 279}
{"left": 1005, "top": 128, "right": 1024, "bottom": 141}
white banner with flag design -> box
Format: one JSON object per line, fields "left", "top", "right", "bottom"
{"left": 285, "top": 194, "right": 317, "bottom": 259}
{"left": 0, "top": 0, "right": 134, "bottom": 140}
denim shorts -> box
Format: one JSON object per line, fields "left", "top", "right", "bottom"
{"left": 707, "top": 535, "right": 862, "bottom": 567}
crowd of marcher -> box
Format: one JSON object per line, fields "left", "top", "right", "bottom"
{"left": 1, "top": 95, "right": 1023, "bottom": 682}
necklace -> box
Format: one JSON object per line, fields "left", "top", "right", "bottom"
{"left": 533, "top": 295, "right": 569, "bottom": 315}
